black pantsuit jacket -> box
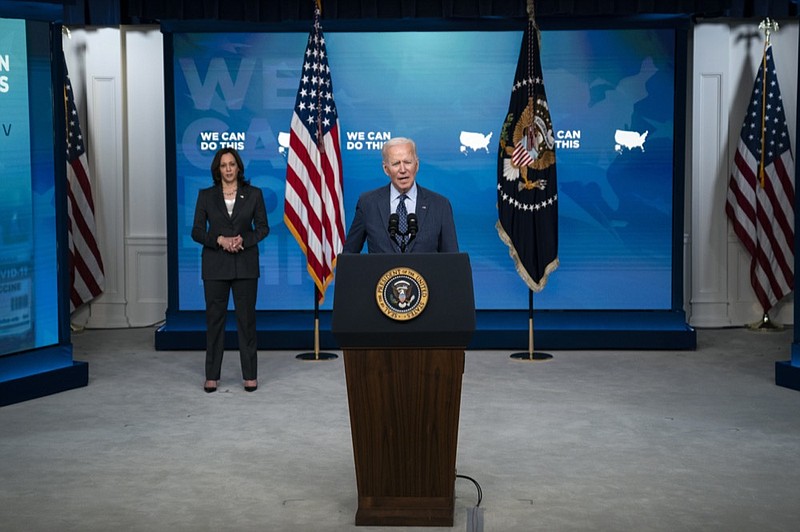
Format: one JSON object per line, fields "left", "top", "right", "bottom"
{"left": 191, "top": 183, "right": 269, "bottom": 280}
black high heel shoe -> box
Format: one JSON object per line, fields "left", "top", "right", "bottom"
{"left": 244, "top": 379, "right": 258, "bottom": 392}
{"left": 204, "top": 380, "right": 218, "bottom": 393}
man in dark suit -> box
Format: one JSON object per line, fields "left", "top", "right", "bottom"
{"left": 191, "top": 148, "right": 269, "bottom": 393}
{"left": 342, "top": 137, "right": 458, "bottom": 254}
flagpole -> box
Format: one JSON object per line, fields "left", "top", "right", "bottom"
{"left": 748, "top": 312, "right": 782, "bottom": 331}
{"left": 501, "top": 0, "right": 556, "bottom": 359}
{"left": 288, "top": 3, "right": 344, "bottom": 358}
{"left": 746, "top": 17, "right": 784, "bottom": 334}
{"left": 510, "top": 289, "right": 552, "bottom": 361}
{"left": 296, "top": 287, "right": 338, "bottom": 361}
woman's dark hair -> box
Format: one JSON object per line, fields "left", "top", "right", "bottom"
{"left": 210, "top": 147, "right": 249, "bottom": 186}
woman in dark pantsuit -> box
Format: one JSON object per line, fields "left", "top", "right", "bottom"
{"left": 191, "top": 147, "right": 269, "bottom": 393}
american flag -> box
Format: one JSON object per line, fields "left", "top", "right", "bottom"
{"left": 284, "top": 5, "right": 345, "bottom": 304}
{"left": 65, "top": 56, "right": 105, "bottom": 312}
{"left": 496, "top": 17, "right": 559, "bottom": 292}
{"left": 725, "top": 42, "right": 795, "bottom": 313}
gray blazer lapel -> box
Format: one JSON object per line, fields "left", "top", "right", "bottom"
{"left": 379, "top": 184, "right": 392, "bottom": 228}
{"left": 415, "top": 187, "right": 430, "bottom": 230}
{"left": 406, "top": 186, "right": 428, "bottom": 253}
{"left": 381, "top": 185, "right": 402, "bottom": 252}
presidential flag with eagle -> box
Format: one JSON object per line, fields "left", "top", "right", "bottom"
{"left": 497, "top": 7, "right": 558, "bottom": 293}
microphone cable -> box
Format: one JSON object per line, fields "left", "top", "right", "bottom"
{"left": 457, "top": 473, "right": 483, "bottom": 507}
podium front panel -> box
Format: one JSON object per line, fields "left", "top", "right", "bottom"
{"left": 343, "top": 347, "right": 464, "bottom": 526}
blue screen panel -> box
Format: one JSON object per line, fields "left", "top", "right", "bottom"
{"left": 170, "top": 26, "right": 675, "bottom": 312}
{"left": 0, "top": 17, "right": 59, "bottom": 357}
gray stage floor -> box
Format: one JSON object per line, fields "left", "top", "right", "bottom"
{"left": 1, "top": 326, "right": 800, "bottom": 531}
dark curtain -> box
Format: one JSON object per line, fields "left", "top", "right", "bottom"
{"left": 54, "top": 0, "right": 797, "bottom": 25}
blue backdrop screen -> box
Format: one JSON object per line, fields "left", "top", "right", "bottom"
{"left": 170, "top": 25, "right": 676, "bottom": 312}
{"left": 0, "top": 17, "right": 59, "bottom": 357}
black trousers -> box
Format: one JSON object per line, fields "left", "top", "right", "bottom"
{"left": 203, "top": 278, "right": 258, "bottom": 381}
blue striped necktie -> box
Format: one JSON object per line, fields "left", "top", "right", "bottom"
{"left": 397, "top": 194, "right": 408, "bottom": 235}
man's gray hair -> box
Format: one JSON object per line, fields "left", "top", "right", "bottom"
{"left": 381, "top": 137, "right": 418, "bottom": 162}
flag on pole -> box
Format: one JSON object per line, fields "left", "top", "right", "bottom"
{"left": 496, "top": 14, "right": 558, "bottom": 292}
{"left": 65, "top": 55, "right": 105, "bottom": 312}
{"left": 284, "top": 4, "right": 345, "bottom": 304}
{"left": 725, "top": 42, "right": 795, "bottom": 313}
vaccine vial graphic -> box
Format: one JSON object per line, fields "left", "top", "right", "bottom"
{"left": 0, "top": 187, "right": 34, "bottom": 356}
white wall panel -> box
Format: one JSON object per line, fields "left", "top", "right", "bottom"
{"left": 690, "top": 24, "right": 732, "bottom": 327}
{"left": 70, "top": 28, "right": 128, "bottom": 328}
{"left": 123, "top": 27, "right": 166, "bottom": 238}
{"left": 125, "top": 237, "right": 167, "bottom": 326}
{"left": 123, "top": 27, "right": 168, "bottom": 325}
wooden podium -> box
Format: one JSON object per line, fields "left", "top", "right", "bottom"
{"left": 332, "top": 253, "right": 475, "bottom": 527}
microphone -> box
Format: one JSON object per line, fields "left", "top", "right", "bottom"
{"left": 388, "top": 213, "right": 399, "bottom": 238}
{"left": 407, "top": 213, "right": 418, "bottom": 240}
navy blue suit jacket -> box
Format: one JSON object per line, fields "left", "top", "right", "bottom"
{"left": 191, "top": 183, "right": 269, "bottom": 280}
{"left": 342, "top": 184, "right": 458, "bottom": 254}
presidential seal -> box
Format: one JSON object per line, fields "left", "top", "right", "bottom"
{"left": 375, "top": 267, "right": 429, "bottom": 321}
{"left": 499, "top": 96, "right": 555, "bottom": 191}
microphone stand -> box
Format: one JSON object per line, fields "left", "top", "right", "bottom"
{"left": 396, "top": 230, "right": 416, "bottom": 253}
{"left": 406, "top": 215, "right": 417, "bottom": 251}
{"left": 389, "top": 214, "right": 416, "bottom": 253}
